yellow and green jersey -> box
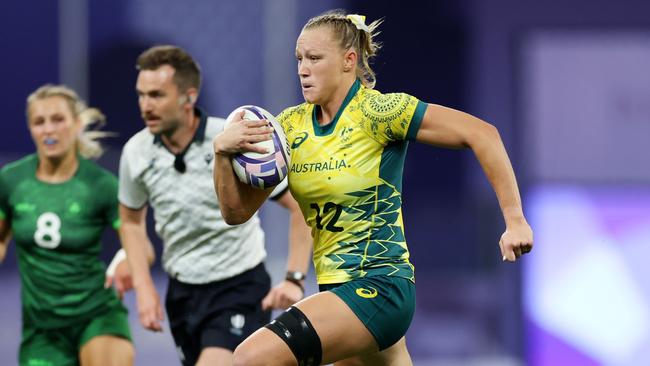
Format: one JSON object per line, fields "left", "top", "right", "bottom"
{"left": 0, "top": 154, "right": 123, "bottom": 328}
{"left": 277, "top": 79, "right": 426, "bottom": 284}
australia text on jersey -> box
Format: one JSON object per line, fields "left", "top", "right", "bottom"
{"left": 290, "top": 159, "right": 348, "bottom": 173}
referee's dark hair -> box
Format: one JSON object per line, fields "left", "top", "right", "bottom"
{"left": 136, "top": 45, "right": 201, "bottom": 93}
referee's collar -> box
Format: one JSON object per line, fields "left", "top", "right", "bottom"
{"left": 153, "top": 107, "right": 208, "bottom": 146}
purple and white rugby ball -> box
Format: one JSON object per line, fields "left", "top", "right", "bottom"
{"left": 225, "top": 105, "right": 290, "bottom": 189}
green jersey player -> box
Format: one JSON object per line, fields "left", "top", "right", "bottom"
{"left": 0, "top": 85, "right": 133, "bottom": 366}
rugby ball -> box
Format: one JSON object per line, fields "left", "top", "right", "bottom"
{"left": 225, "top": 105, "right": 290, "bottom": 189}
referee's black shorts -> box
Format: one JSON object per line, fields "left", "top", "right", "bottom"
{"left": 165, "top": 262, "right": 271, "bottom": 366}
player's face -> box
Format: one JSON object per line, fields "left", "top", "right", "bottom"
{"left": 136, "top": 65, "right": 185, "bottom": 135}
{"left": 296, "top": 27, "right": 350, "bottom": 105}
{"left": 27, "top": 96, "right": 81, "bottom": 160}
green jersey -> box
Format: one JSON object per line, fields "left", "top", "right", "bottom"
{"left": 0, "top": 154, "right": 123, "bottom": 329}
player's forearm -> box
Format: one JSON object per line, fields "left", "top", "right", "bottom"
{"left": 213, "top": 153, "right": 269, "bottom": 224}
{"left": 469, "top": 124, "right": 526, "bottom": 226}
{"left": 119, "top": 224, "right": 156, "bottom": 288}
{"left": 286, "top": 210, "right": 312, "bottom": 274}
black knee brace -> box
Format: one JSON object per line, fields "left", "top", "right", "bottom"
{"left": 265, "top": 306, "right": 322, "bottom": 366}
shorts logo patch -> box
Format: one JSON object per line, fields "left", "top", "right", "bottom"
{"left": 355, "top": 286, "right": 378, "bottom": 299}
{"left": 230, "top": 313, "right": 245, "bottom": 336}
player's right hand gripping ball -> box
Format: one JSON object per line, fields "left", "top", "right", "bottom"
{"left": 226, "top": 105, "right": 290, "bottom": 189}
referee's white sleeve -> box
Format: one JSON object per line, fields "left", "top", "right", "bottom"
{"left": 118, "top": 145, "right": 148, "bottom": 209}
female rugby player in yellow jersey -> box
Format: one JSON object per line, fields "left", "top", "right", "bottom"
{"left": 212, "top": 10, "right": 533, "bottom": 366}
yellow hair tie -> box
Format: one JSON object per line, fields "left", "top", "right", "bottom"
{"left": 346, "top": 14, "right": 370, "bottom": 32}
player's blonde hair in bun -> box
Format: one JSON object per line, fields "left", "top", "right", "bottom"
{"left": 26, "top": 84, "right": 113, "bottom": 159}
{"left": 304, "top": 10, "right": 383, "bottom": 89}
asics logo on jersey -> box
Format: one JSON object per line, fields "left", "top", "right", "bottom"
{"left": 291, "top": 132, "right": 309, "bottom": 149}
{"left": 355, "top": 287, "right": 378, "bottom": 299}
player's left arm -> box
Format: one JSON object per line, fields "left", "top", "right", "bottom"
{"left": 0, "top": 219, "right": 11, "bottom": 264}
{"left": 262, "top": 190, "right": 313, "bottom": 310}
{"left": 415, "top": 103, "right": 533, "bottom": 261}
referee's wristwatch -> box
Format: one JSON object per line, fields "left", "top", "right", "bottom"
{"left": 285, "top": 271, "right": 306, "bottom": 292}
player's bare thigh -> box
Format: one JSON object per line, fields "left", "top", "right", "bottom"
{"left": 79, "top": 335, "right": 134, "bottom": 366}
{"left": 297, "top": 291, "right": 379, "bottom": 363}
{"left": 334, "top": 337, "right": 412, "bottom": 366}
{"left": 233, "top": 291, "right": 379, "bottom": 365}
{"left": 196, "top": 347, "right": 234, "bottom": 366}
